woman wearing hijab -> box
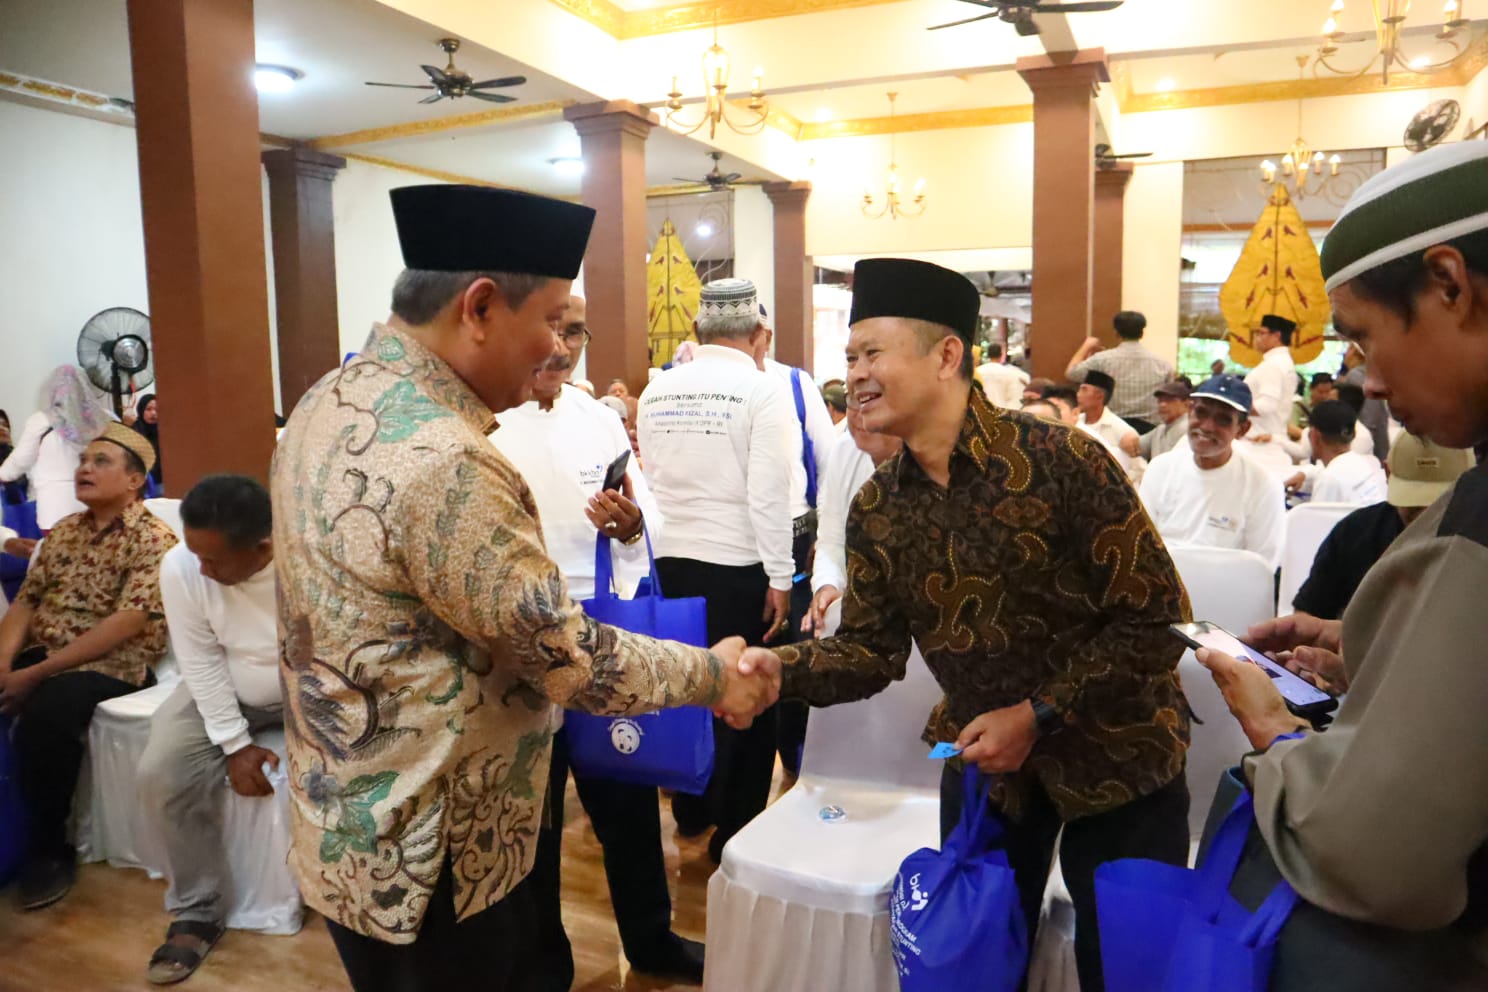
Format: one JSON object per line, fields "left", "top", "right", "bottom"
{"left": 131, "top": 393, "right": 162, "bottom": 485}
{"left": 0, "top": 366, "right": 114, "bottom": 530}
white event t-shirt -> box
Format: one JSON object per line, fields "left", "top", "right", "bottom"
{"left": 1311, "top": 450, "right": 1388, "bottom": 505}
{"left": 1139, "top": 446, "right": 1286, "bottom": 568}
{"left": 811, "top": 429, "right": 878, "bottom": 596}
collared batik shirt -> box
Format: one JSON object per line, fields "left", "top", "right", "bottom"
{"left": 272, "top": 324, "right": 724, "bottom": 944}
{"left": 16, "top": 499, "right": 176, "bottom": 686}
{"left": 779, "top": 387, "right": 1191, "bottom": 822}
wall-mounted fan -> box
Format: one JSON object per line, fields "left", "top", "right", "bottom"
{"left": 672, "top": 152, "right": 768, "bottom": 191}
{"left": 928, "top": 0, "right": 1124, "bottom": 35}
{"left": 365, "top": 38, "right": 526, "bottom": 104}
{"left": 1403, "top": 98, "right": 1461, "bottom": 152}
{"left": 77, "top": 307, "right": 153, "bottom": 418}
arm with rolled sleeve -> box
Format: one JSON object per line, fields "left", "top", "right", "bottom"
{"left": 748, "top": 379, "right": 800, "bottom": 591}
{"left": 400, "top": 443, "right": 724, "bottom": 715}
{"left": 1044, "top": 433, "right": 1190, "bottom": 716}
{"left": 160, "top": 550, "right": 255, "bottom": 754}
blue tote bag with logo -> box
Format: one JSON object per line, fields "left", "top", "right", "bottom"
{"left": 1096, "top": 785, "right": 1299, "bottom": 992}
{"left": 566, "top": 530, "right": 714, "bottom": 794}
{"left": 890, "top": 766, "right": 1027, "bottom": 992}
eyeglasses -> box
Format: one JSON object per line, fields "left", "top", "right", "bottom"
{"left": 561, "top": 324, "right": 591, "bottom": 346}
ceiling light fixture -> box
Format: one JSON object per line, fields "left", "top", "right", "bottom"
{"left": 814, "top": 107, "right": 833, "bottom": 122}
{"left": 1155, "top": 77, "right": 1176, "bottom": 92}
{"left": 548, "top": 156, "right": 585, "bottom": 176}
{"left": 1317, "top": 0, "right": 1470, "bottom": 83}
{"left": 1259, "top": 55, "right": 1342, "bottom": 200}
{"left": 664, "top": 3, "right": 768, "bottom": 139}
{"left": 862, "top": 92, "right": 926, "bottom": 221}
{"left": 696, "top": 221, "right": 715, "bottom": 238}
{"left": 253, "top": 64, "right": 303, "bottom": 94}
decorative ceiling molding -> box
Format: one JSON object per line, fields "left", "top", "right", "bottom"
{"left": 340, "top": 152, "right": 581, "bottom": 200}
{"left": 0, "top": 69, "right": 134, "bottom": 125}
{"left": 799, "top": 103, "right": 1033, "bottom": 140}
{"left": 1117, "top": 33, "right": 1488, "bottom": 114}
{"left": 549, "top": 0, "right": 904, "bottom": 39}
{"left": 308, "top": 99, "right": 576, "bottom": 150}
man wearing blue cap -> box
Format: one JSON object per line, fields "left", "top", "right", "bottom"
{"left": 1139, "top": 375, "right": 1286, "bottom": 569}
{"left": 775, "top": 257, "right": 1192, "bottom": 992}
{"left": 272, "top": 186, "right": 781, "bottom": 992}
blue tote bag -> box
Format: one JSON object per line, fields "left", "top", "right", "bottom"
{"left": 566, "top": 530, "right": 715, "bottom": 794}
{"left": 1096, "top": 787, "right": 1299, "bottom": 992}
{"left": 890, "top": 766, "right": 1028, "bottom": 992}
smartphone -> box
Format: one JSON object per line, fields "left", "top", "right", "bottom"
{"left": 1170, "top": 620, "right": 1337, "bottom": 720}
{"left": 600, "top": 450, "right": 630, "bottom": 493}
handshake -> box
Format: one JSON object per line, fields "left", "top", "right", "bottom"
{"left": 709, "top": 636, "right": 782, "bottom": 729}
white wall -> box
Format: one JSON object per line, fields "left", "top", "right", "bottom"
{"left": 331, "top": 157, "right": 415, "bottom": 358}
{"left": 732, "top": 184, "right": 775, "bottom": 333}
{"left": 0, "top": 100, "right": 149, "bottom": 427}
{"left": 1122, "top": 162, "right": 1185, "bottom": 364}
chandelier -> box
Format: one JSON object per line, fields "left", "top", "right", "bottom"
{"left": 1317, "top": 0, "right": 1471, "bottom": 83}
{"left": 663, "top": 7, "right": 767, "bottom": 139}
{"left": 862, "top": 93, "right": 927, "bottom": 221}
{"left": 1260, "top": 57, "right": 1342, "bottom": 200}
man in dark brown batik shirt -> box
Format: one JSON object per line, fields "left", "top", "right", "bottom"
{"left": 776, "top": 258, "right": 1192, "bottom": 992}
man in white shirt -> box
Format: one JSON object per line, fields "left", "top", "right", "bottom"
{"left": 491, "top": 297, "right": 704, "bottom": 987}
{"left": 1075, "top": 370, "right": 1142, "bottom": 480}
{"left": 1285, "top": 399, "right": 1388, "bottom": 505}
{"left": 1140, "top": 381, "right": 1191, "bottom": 461}
{"left": 1140, "top": 375, "right": 1286, "bottom": 568}
{"left": 1065, "top": 310, "right": 1174, "bottom": 431}
{"left": 803, "top": 398, "right": 902, "bottom": 635}
{"left": 136, "top": 475, "right": 279, "bottom": 984}
{"left": 1242, "top": 314, "right": 1302, "bottom": 466}
{"left": 975, "top": 342, "right": 1030, "bottom": 410}
{"left": 638, "top": 277, "right": 799, "bottom": 862}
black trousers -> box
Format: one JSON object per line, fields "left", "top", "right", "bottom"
{"left": 12, "top": 647, "right": 142, "bottom": 860}
{"left": 657, "top": 557, "right": 777, "bottom": 852}
{"left": 939, "top": 765, "right": 1190, "bottom": 992}
{"left": 325, "top": 862, "right": 537, "bottom": 992}
{"left": 526, "top": 728, "right": 675, "bottom": 990}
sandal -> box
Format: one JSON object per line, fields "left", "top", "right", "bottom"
{"left": 145, "top": 919, "right": 225, "bottom": 985}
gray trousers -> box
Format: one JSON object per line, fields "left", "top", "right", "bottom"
{"left": 137, "top": 682, "right": 283, "bottom": 924}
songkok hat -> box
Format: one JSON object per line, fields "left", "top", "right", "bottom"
{"left": 698, "top": 278, "right": 760, "bottom": 320}
{"left": 1192, "top": 374, "right": 1252, "bottom": 415}
{"left": 1260, "top": 314, "right": 1296, "bottom": 336}
{"left": 849, "top": 258, "right": 981, "bottom": 342}
{"left": 1322, "top": 141, "right": 1488, "bottom": 292}
{"left": 389, "top": 185, "right": 596, "bottom": 278}
{"left": 1154, "top": 380, "right": 1191, "bottom": 400}
{"left": 1387, "top": 433, "right": 1473, "bottom": 508}
{"left": 95, "top": 421, "right": 156, "bottom": 473}
{"left": 1082, "top": 369, "right": 1116, "bottom": 395}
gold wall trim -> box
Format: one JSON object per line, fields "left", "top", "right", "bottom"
{"left": 0, "top": 69, "right": 134, "bottom": 121}
{"left": 799, "top": 103, "right": 1032, "bottom": 141}
{"left": 341, "top": 152, "right": 578, "bottom": 199}
{"left": 549, "top": 0, "right": 904, "bottom": 39}
{"left": 309, "top": 99, "right": 575, "bottom": 150}
{"left": 1118, "top": 33, "right": 1488, "bottom": 113}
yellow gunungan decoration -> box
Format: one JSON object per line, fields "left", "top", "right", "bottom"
{"left": 1219, "top": 185, "right": 1330, "bottom": 367}
{"left": 646, "top": 220, "right": 703, "bottom": 366}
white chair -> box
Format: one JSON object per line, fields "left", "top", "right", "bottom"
{"left": 1276, "top": 502, "right": 1358, "bottom": 617}
{"left": 74, "top": 684, "right": 302, "bottom": 934}
{"left": 1028, "top": 545, "right": 1277, "bottom": 992}
{"left": 704, "top": 636, "right": 943, "bottom": 992}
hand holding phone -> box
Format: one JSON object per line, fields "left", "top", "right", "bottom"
{"left": 1171, "top": 621, "right": 1337, "bottom": 720}
{"left": 601, "top": 450, "right": 630, "bottom": 493}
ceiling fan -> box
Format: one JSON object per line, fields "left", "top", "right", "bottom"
{"left": 672, "top": 152, "right": 768, "bottom": 191}
{"left": 364, "top": 38, "right": 526, "bottom": 104}
{"left": 928, "top": 0, "right": 1124, "bottom": 36}
{"left": 1094, "top": 143, "right": 1152, "bottom": 169}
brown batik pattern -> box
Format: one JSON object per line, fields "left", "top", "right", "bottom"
{"left": 779, "top": 387, "right": 1192, "bottom": 822}
{"left": 272, "top": 324, "right": 724, "bottom": 942}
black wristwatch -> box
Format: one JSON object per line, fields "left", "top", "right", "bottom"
{"left": 1030, "top": 698, "right": 1063, "bottom": 737}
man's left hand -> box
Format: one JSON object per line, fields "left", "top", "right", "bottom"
{"left": 1119, "top": 433, "right": 1141, "bottom": 458}
{"left": 587, "top": 474, "right": 643, "bottom": 542}
{"left": 955, "top": 701, "right": 1038, "bottom": 774}
{"left": 1196, "top": 647, "right": 1308, "bottom": 749}
{"left": 0, "top": 665, "right": 45, "bottom": 715}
